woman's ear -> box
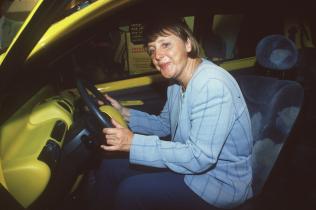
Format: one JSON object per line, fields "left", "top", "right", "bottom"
{"left": 185, "top": 38, "right": 192, "bottom": 53}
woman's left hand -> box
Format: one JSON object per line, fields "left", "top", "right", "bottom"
{"left": 101, "top": 119, "right": 133, "bottom": 152}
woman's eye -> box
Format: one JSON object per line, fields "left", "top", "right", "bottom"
{"left": 161, "top": 42, "right": 170, "bottom": 48}
{"left": 147, "top": 48, "right": 155, "bottom": 56}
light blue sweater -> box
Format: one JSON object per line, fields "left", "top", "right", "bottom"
{"left": 129, "top": 59, "right": 253, "bottom": 208}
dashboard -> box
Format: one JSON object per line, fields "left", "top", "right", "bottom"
{"left": 0, "top": 89, "right": 76, "bottom": 208}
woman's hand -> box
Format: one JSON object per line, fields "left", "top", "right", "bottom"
{"left": 104, "top": 94, "right": 130, "bottom": 121}
{"left": 101, "top": 119, "right": 134, "bottom": 152}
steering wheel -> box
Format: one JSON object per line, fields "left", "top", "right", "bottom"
{"left": 76, "top": 79, "right": 113, "bottom": 128}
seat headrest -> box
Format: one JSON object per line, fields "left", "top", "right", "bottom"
{"left": 256, "top": 35, "right": 298, "bottom": 70}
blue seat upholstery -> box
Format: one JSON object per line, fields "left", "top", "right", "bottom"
{"left": 236, "top": 75, "right": 304, "bottom": 196}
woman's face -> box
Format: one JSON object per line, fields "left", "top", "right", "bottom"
{"left": 147, "top": 32, "right": 192, "bottom": 80}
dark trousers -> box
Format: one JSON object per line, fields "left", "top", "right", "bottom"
{"left": 89, "top": 158, "right": 221, "bottom": 210}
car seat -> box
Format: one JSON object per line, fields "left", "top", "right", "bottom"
{"left": 232, "top": 34, "right": 304, "bottom": 209}
{"left": 255, "top": 34, "right": 298, "bottom": 79}
{"left": 238, "top": 75, "right": 303, "bottom": 193}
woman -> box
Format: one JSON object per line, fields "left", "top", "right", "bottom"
{"left": 92, "top": 18, "right": 253, "bottom": 210}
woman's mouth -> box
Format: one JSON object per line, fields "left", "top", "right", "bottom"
{"left": 159, "top": 62, "right": 170, "bottom": 70}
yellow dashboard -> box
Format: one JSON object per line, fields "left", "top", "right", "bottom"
{"left": 0, "top": 88, "right": 75, "bottom": 208}
{"left": 0, "top": 74, "right": 161, "bottom": 208}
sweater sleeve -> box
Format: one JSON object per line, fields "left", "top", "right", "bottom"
{"left": 128, "top": 107, "right": 170, "bottom": 137}
{"left": 130, "top": 79, "right": 235, "bottom": 174}
{"left": 128, "top": 86, "right": 173, "bottom": 137}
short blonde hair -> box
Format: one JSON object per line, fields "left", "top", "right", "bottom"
{"left": 143, "top": 18, "right": 200, "bottom": 58}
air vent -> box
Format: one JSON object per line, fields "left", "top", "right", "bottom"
{"left": 57, "top": 100, "right": 72, "bottom": 113}
{"left": 38, "top": 140, "right": 61, "bottom": 173}
{"left": 51, "top": 120, "right": 66, "bottom": 142}
{"left": 62, "top": 99, "right": 73, "bottom": 109}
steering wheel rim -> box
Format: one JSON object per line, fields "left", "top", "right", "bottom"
{"left": 76, "top": 79, "right": 112, "bottom": 128}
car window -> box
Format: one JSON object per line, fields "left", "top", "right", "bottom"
{"left": 53, "top": 9, "right": 263, "bottom": 87}
{"left": 0, "top": 0, "right": 101, "bottom": 53}
{"left": 210, "top": 14, "right": 243, "bottom": 61}
{"left": 63, "top": 0, "right": 98, "bottom": 18}
{"left": 48, "top": 1, "right": 313, "bottom": 89}
{"left": 199, "top": 12, "right": 284, "bottom": 63}
{"left": 57, "top": 15, "right": 196, "bottom": 86}
{"left": 234, "top": 13, "right": 283, "bottom": 59}
{"left": 64, "top": 22, "right": 154, "bottom": 85}
{"left": 0, "top": 0, "right": 39, "bottom": 51}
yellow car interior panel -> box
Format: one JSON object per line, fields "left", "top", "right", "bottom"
{"left": 219, "top": 57, "right": 256, "bottom": 72}
{"left": 0, "top": 160, "right": 8, "bottom": 190}
{"left": 1, "top": 86, "right": 56, "bottom": 155}
{"left": 0, "top": 53, "right": 6, "bottom": 65}
{"left": 0, "top": 86, "right": 76, "bottom": 208}
{"left": 120, "top": 100, "right": 144, "bottom": 106}
{"left": 95, "top": 74, "right": 165, "bottom": 93}
{"left": 4, "top": 158, "right": 50, "bottom": 208}
{"left": 65, "top": 74, "right": 164, "bottom": 109}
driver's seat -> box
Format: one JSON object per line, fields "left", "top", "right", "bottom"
{"left": 234, "top": 75, "right": 304, "bottom": 209}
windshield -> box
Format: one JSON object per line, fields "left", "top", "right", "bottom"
{"left": 0, "top": 0, "right": 39, "bottom": 52}
{"left": 0, "top": 0, "right": 100, "bottom": 55}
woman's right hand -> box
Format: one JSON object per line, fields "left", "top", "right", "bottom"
{"left": 104, "top": 94, "right": 130, "bottom": 121}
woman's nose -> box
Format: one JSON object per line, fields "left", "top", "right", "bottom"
{"left": 154, "top": 49, "right": 164, "bottom": 60}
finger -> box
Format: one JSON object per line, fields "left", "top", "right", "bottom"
{"left": 105, "top": 139, "right": 116, "bottom": 146}
{"left": 97, "top": 100, "right": 104, "bottom": 105}
{"left": 105, "top": 134, "right": 115, "bottom": 140}
{"left": 111, "top": 119, "right": 123, "bottom": 128}
{"left": 105, "top": 133, "right": 118, "bottom": 141}
{"left": 100, "top": 144, "right": 119, "bottom": 151}
{"left": 103, "top": 128, "right": 117, "bottom": 134}
{"left": 104, "top": 94, "right": 115, "bottom": 103}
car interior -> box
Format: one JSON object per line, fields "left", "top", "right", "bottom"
{"left": 0, "top": 0, "right": 315, "bottom": 210}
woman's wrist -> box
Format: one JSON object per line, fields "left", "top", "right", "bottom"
{"left": 121, "top": 107, "right": 130, "bottom": 121}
